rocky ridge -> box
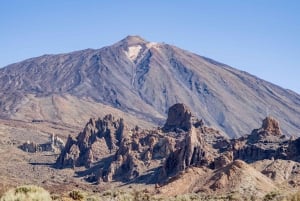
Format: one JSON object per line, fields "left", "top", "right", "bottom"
{"left": 56, "top": 103, "right": 228, "bottom": 183}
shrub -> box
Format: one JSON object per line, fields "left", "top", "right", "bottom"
{"left": 69, "top": 190, "right": 85, "bottom": 200}
{"left": 0, "top": 185, "right": 52, "bottom": 201}
{"left": 132, "top": 190, "right": 151, "bottom": 201}
{"left": 286, "top": 191, "right": 300, "bottom": 201}
{"left": 51, "top": 194, "right": 61, "bottom": 200}
{"left": 86, "top": 196, "right": 99, "bottom": 201}
{"left": 263, "top": 191, "right": 280, "bottom": 201}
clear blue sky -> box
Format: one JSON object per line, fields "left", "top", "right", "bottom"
{"left": 1, "top": 0, "right": 299, "bottom": 93}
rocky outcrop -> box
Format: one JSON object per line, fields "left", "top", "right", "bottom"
{"left": 261, "top": 117, "right": 282, "bottom": 136}
{"left": 163, "top": 103, "right": 193, "bottom": 132}
{"left": 56, "top": 113, "right": 177, "bottom": 182}
{"left": 98, "top": 131, "right": 176, "bottom": 182}
{"left": 20, "top": 141, "right": 39, "bottom": 153}
{"left": 287, "top": 137, "right": 300, "bottom": 161}
{"left": 20, "top": 134, "right": 64, "bottom": 153}
{"left": 56, "top": 114, "right": 126, "bottom": 168}
{"left": 248, "top": 117, "right": 283, "bottom": 142}
{"left": 56, "top": 103, "right": 230, "bottom": 183}
{"left": 213, "top": 151, "right": 233, "bottom": 169}
{"left": 160, "top": 127, "right": 210, "bottom": 178}
{"left": 232, "top": 116, "right": 289, "bottom": 162}
{"left": 55, "top": 103, "right": 300, "bottom": 197}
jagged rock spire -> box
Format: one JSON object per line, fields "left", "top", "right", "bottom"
{"left": 163, "top": 103, "right": 193, "bottom": 132}
{"left": 261, "top": 116, "right": 282, "bottom": 136}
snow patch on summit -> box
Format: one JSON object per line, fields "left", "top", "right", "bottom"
{"left": 146, "top": 42, "right": 159, "bottom": 49}
{"left": 124, "top": 45, "right": 142, "bottom": 62}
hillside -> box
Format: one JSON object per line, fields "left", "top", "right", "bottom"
{"left": 0, "top": 35, "right": 300, "bottom": 137}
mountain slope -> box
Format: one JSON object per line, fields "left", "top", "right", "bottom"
{"left": 0, "top": 35, "right": 300, "bottom": 137}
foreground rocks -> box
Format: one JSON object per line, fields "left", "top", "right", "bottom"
{"left": 56, "top": 103, "right": 300, "bottom": 197}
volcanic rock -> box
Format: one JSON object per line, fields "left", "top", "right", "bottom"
{"left": 213, "top": 151, "right": 233, "bottom": 169}
{"left": 98, "top": 131, "right": 176, "bottom": 182}
{"left": 232, "top": 117, "right": 288, "bottom": 162}
{"left": 163, "top": 103, "right": 193, "bottom": 132}
{"left": 287, "top": 137, "right": 300, "bottom": 161}
{"left": 55, "top": 105, "right": 300, "bottom": 198}
{"left": 56, "top": 114, "right": 126, "bottom": 168}
{"left": 249, "top": 116, "right": 282, "bottom": 141}
{"left": 261, "top": 117, "right": 282, "bottom": 136}
{"left": 160, "top": 127, "right": 209, "bottom": 178}
{"left": 204, "top": 160, "right": 277, "bottom": 197}
{"left": 20, "top": 134, "right": 64, "bottom": 153}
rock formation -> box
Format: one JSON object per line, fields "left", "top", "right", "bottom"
{"left": 19, "top": 134, "right": 64, "bottom": 153}
{"left": 213, "top": 151, "right": 233, "bottom": 169}
{"left": 163, "top": 103, "right": 193, "bottom": 132}
{"left": 160, "top": 127, "right": 210, "bottom": 179}
{"left": 248, "top": 116, "right": 283, "bottom": 142}
{"left": 261, "top": 117, "right": 282, "bottom": 136}
{"left": 56, "top": 114, "right": 126, "bottom": 168}
{"left": 55, "top": 103, "right": 300, "bottom": 198}
{"left": 232, "top": 116, "right": 292, "bottom": 162}
{"left": 98, "top": 130, "right": 176, "bottom": 182}
{"left": 56, "top": 103, "right": 229, "bottom": 183}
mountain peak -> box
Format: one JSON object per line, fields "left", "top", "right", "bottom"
{"left": 119, "top": 35, "right": 148, "bottom": 46}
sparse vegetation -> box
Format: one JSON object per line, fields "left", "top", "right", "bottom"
{"left": 286, "top": 191, "right": 300, "bottom": 201}
{"left": 69, "top": 190, "right": 85, "bottom": 200}
{"left": 0, "top": 185, "right": 52, "bottom": 201}
{"left": 263, "top": 191, "right": 281, "bottom": 201}
{"left": 3, "top": 186, "right": 300, "bottom": 201}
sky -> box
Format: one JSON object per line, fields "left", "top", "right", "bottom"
{"left": 1, "top": 0, "right": 299, "bottom": 93}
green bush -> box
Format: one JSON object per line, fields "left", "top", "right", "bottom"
{"left": 0, "top": 185, "right": 52, "bottom": 201}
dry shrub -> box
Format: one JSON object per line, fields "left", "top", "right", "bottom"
{"left": 69, "top": 190, "right": 85, "bottom": 200}
{"left": 0, "top": 185, "right": 52, "bottom": 201}
{"left": 286, "top": 191, "right": 300, "bottom": 201}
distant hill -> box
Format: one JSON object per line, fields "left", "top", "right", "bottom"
{"left": 0, "top": 35, "right": 299, "bottom": 137}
